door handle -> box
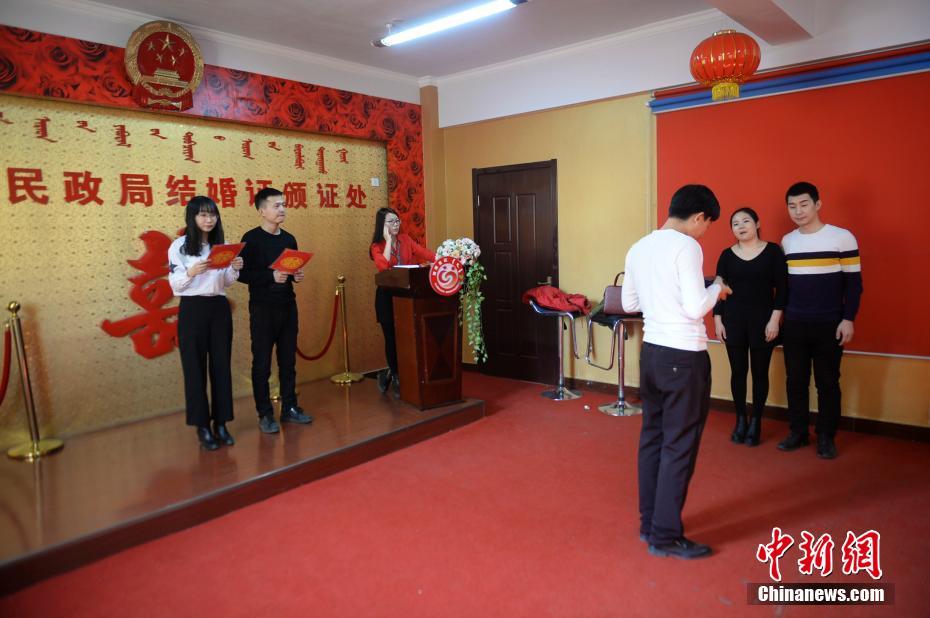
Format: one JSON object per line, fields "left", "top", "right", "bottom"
{"left": 536, "top": 275, "right": 552, "bottom": 286}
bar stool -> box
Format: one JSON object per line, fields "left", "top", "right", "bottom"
{"left": 585, "top": 310, "right": 643, "bottom": 416}
{"left": 528, "top": 300, "right": 581, "bottom": 400}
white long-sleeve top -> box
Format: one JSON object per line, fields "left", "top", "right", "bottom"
{"left": 167, "top": 236, "right": 239, "bottom": 297}
{"left": 621, "top": 229, "right": 721, "bottom": 351}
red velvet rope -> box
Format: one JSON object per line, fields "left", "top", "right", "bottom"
{"left": 296, "top": 293, "right": 341, "bottom": 361}
{"left": 0, "top": 327, "right": 11, "bottom": 407}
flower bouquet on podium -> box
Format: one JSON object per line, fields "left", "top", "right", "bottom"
{"left": 435, "top": 237, "right": 487, "bottom": 362}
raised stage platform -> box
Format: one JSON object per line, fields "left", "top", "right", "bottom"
{"left": 0, "top": 376, "right": 484, "bottom": 594}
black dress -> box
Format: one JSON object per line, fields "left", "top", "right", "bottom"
{"left": 713, "top": 242, "right": 788, "bottom": 348}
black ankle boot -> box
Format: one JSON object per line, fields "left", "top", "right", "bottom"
{"left": 731, "top": 414, "right": 747, "bottom": 443}
{"left": 197, "top": 426, "right": 220, "bottom": 451}
{"left": 213, "top": 422, "right": 235, "bottom": 446}
{"left": 744, "top": 415, "right": 761, "bottom": 447}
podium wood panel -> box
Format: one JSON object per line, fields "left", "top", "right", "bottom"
{"left": 376, "top": 267, "right": 463, "bottom": 409}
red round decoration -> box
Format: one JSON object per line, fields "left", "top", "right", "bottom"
{"left": 429, "top": 257, "right": 465, "bottom": 297}
{"left": 125, "top": 21, "right": 203, "bottom": 111}
{"left": 690, "top": 29, "right": 761, "bottom": 100}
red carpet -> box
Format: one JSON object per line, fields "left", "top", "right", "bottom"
{"left": 2, "top": 373, "right": 927, "bottom": 616}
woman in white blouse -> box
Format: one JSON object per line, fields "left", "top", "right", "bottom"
{"left": 168, "top": 196, "right": 243, "bottom": 451}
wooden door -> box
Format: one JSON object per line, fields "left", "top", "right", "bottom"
{"left": 473, "top": 160, "right": 559, "bottom": 383}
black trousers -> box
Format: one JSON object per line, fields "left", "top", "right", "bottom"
{"left": 638, "top": 343, "right": 711, "bottom": 545}
{"left": 375, "top": 287, "right": 398, "bottom": 375}
{"left": 782, "top": 320, "right": 843, "bottom": 438}
{"left": 249, "top": 300, "right": 298, "bottom": 416}
{"left": 177, "top": 296, "right": 234, "bottom": 427}
{"left": 725, "top": 343, "right": 774, "bottom": 418}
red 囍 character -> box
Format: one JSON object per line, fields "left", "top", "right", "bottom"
{"left": 101, "top": 230, "right": 180, "bottom": 358}
{"left": 63, "top": 171, "right": 104, "bottom": 205}
{"left": 797, "top": 531, "right": 834, "bottom": 577}
{"left": 756, "top": 527, "right": 795, "bottom": 582}
{"left": 841, "top": 530, "right": 883, "bottom": 580}
{"left": 7, "top": 168, "right": 49, "bottom": 204}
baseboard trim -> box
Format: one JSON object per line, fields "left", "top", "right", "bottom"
{"left": 557, "top": 377, "right": 930, "bottom": 443}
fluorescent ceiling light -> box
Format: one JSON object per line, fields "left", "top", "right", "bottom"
{"left": 375, "top": 0, "right": 526, "bottom": 47}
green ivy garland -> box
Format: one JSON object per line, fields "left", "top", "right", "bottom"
{"left": 460, "top": 261, "right": 487, "bottom": 362}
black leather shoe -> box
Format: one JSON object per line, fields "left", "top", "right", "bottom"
{"left": 777, "top": 432, "right": 810, "bottom": 451}
{"left": 377, "top": 369, "right": 391, "bottom": 394}
{"left": 281, "top": 405, "right": 313, "bottom": 424}
{"left": 731, "top": 414, "right": 747, "bottom": 443}
{"left": 258, "top": 415, "right": 280, "bottom": 434}
{"left": 744, "top": 416, "right": 761, "bottom": 447}
{"left": 816, "top": 434, "right": 838, "bottom": 459}
{"left": 648, "top": 537, "right": 712, "bottom": 559}
{"left": 213, "top": 423, "right": 235, "bottom": 446}
{"left": 197, "top": 426, "right": 220, "bottom": 451}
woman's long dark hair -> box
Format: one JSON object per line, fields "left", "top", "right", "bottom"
{"left": 370, "top": 207, "right": 399, "bottom": 256}
{"left": 731, "top": 207, "right": 762, "bottom": 239}
{"left": 181, "top": 196, "right": 225, "bottom": 256}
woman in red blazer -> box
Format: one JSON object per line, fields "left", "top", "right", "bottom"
{"left": 370, "top": 207, "right": 436, "bottom": 394}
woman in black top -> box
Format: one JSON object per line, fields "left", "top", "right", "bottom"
{"left": 714, "top": 208, "right": 788, "bottom": 446}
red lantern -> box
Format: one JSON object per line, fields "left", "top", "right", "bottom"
{"left": 690, "top": 29, "right": 761, "bottom": 101}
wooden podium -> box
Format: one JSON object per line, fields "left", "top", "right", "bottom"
{"left": 375, "top": 266, "right": 463, "bottom": 409}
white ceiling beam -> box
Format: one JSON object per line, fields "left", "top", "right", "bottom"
{"left": 706, "top": 0, "right": 814, "bottom": 44}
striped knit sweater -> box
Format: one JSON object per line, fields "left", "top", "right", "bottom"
{"left": 781, "top": 224, "right": 862, "bottom": 322}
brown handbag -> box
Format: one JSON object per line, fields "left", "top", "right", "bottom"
{"left": 602, "top": 272, "right": 625, "bottom": 315}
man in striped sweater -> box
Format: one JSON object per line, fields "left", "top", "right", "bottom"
{"left": 779, "top": 182, "right": 862, "bottom": 459}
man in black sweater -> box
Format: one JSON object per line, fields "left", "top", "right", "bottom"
{"left": 238, "top": 187, "right": 313, "bottom": 433}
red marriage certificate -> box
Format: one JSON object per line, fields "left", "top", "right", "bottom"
{"left": 207, "top": 243, "right": 245, "bottom": 268}
{"left": 269, "top": 249, "right": 314, "bottom": 274}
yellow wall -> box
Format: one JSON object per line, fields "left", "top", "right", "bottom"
{"left": 433, "top": 93, "right": 930, "bottom": 429}
{"left": 0, "top": 95, "right": 389, "bottom": 449}
{"left": 441, "top": 94, "right": 655, "bottom": 389}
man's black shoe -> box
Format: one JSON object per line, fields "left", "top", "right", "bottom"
{"left": 777, "top": 432, "right": 810, "bottom": 451}
{"left": 213, "top": 423, "right": 235, "bottom": 446}
{"left": 376, "top": 369, "right": 391, "bottom": 394}
{"left": 258, "top": 415, "right": 280, "bottom": 434}
{"left": 648, "top": 537, "right": 712, "bottom": 559}
{"left": 281, "top": 406, "right": 313, "bottom": 424}
{"left": 817, "top": 434, "right": 838, "bottom": 459}
{"left": 197, "top": 426, "right": 220, "bottom": 451}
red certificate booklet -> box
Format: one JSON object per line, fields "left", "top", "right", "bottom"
{"left": 207, "top": 243, "right": 245, "bottom": 268}
{"left": 269, "top": 249, "right": 314, "bottom": 274}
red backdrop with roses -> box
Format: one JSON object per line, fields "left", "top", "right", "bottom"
{"left": 0, "top": 25, "right": 426, "bottom": 240}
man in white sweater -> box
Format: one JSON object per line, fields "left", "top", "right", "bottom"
{"left": 622, "top": 184, "right": 731, "bottom": 560}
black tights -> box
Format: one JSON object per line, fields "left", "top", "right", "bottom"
{"left": 725, "top": 344, "right": 774, "bottom": 417}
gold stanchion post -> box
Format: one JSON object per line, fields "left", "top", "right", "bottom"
{"left": 6, "top": 301, "right": 63, "bottom": 460}
{"left": 330, "top": 275, "right": 363, "bottom": 385}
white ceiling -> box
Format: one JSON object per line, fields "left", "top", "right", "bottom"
{"left": 87, "top": 0, "right": 714, "bottom": 77}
